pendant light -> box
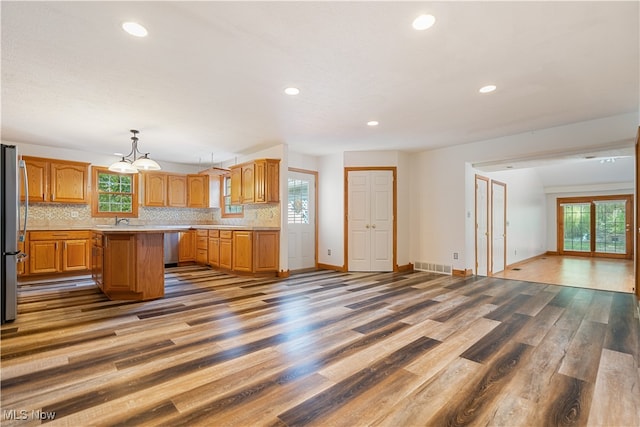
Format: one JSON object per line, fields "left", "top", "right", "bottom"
{"left": 108, "top": 129, "right": 161, "bottom": 173}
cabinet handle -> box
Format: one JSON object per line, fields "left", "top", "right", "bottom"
{"left": 55, "top": 242, "right": 58, "bottom": 250}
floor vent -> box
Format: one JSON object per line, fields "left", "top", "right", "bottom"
{"left": 414, "top": 262, "right": 452, "bottom": 275}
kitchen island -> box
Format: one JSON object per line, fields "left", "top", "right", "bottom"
{"left": 92, "top": 226, "right": 189, "bottom": 301}
{"left": 91, "top": 225, "right": 280, "bottom": 301}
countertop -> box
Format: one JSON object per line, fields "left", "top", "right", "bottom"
{"left": 28, "top": 225, "right": 280, "bottom": 232}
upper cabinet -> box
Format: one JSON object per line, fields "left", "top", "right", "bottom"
{"left": 141, "top": 172, "right": 207, "bottom": 208}
{"left": 21, "top": 156, "right": 89, "bottom": 204}
{"left": 230, "top": 159, "right": 279, "bottom": 205}
{"left": 167, "top": 175, "right": 187, "bottom": 207}
{"left": 187, "top": 174, "right": 209, "bottom": 208}
{"left": 143, "top": 172, "right": 167, "bottom": 207}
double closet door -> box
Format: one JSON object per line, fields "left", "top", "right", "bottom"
{"left": 347, "top": 169, "right": 394, "bottom": 272}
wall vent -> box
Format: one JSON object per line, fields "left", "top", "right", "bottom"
{"left": 414, "top": 261, "right": 452, "bottom": 275}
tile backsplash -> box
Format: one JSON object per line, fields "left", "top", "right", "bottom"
{"left": 23, "top": 203, "right": 281, "bottom": 228}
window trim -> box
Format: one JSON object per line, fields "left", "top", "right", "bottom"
{"left": 91, "top": 166, "right": 139, "bottom": 218}
{"left": 220, "top": 175, "right": 243, "bottom": 218}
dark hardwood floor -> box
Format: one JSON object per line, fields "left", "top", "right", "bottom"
{"left": 1, "top": 267, "right": 639, "bottom": 426}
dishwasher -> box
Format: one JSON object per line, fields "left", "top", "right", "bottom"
{"left": 164, "top": 232, "right": 179, "bottom": 267}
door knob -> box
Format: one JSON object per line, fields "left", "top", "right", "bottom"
{"left": 372, "top": 224, "right": 376, "bottom": 229}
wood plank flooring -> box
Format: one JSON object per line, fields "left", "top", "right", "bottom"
{"left": 1, "top": 267, "right": 639, "bottom": 426}
{"left": 494, "top": 255, "right": 634, "bottom": 293}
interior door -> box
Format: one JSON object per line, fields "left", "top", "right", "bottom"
{"left": 348, "top": 170, "right": 393, "bottom": 272}
{"left": 475, "top": 175, "right": 490, "bottom": 276}
{"left": 287, "top": 170, "right": 316, "bottom": 271}
{"left": 491, "top": 180, "right": 506, "bottom": 274}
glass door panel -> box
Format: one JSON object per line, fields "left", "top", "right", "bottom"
{"left": 562, "top": 203, "right": 591, "bottom": 252}
{"left": 595, "top": 200, "right": 627, "bottom": 254}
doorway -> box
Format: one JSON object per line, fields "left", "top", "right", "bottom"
{"left": 345, "top": 168, "right": 395, "bottom": 272}
{"left": 287, "top": 169, "right": 317, "bottom": 271}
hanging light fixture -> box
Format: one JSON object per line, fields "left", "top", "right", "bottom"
{"left": 108, "top": 129, "right": 161, "bottom": 173}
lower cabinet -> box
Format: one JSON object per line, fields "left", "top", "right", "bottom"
{"left": 219, "top": 230, "right": 233, "bottom": 270}
{"left": 208, "top": 230, "right": 220, "bottom": 267}
{"left": 28, "top": 230, "right": 91, "bottom": 275}
{"left": 230, "top": 230, "right": 279, "bottom": 274}
{"left": 196, "top": 230, "right": 208, "bottom": 264}
{"left": 91, "top": 232, "right": 103, "bottom": 289}
{"left": 178, "top": 230, "right": 196, "bottom": 263}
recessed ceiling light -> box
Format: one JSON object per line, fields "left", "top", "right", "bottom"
{"left": 367, "top": 121, "right": 379, "bottom": 127}
{"left": 284, "top": 87, "right": 300, "bottom": 96}
{"left": 122, "top": 22, "right": 148, "bottom": 38}
{"left": 479, "top": 85, "right": 497, "bottom": 94}
{"left": 412, "top": 14, "right": 436, "bottom": 31}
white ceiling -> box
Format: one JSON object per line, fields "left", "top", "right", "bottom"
{"left": 2, "top": 1, "right": 638, "bottom": 168}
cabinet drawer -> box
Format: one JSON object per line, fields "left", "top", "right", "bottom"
{"left": 196, "top": 236, "right": 208, "bottom": 250}
{"left": 208, "top": 230, "right": 219, "bottom": 238}
{"left": 30, "top": 230, "right": 91, "bottom": 240}
{"left": 220, "top": 230, "right": 233, "bottom": 239}
{"left": 196, "top": 229, "right": 209, "bottom": 238}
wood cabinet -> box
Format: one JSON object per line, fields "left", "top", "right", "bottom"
{"left": 20, "top": 156, "right": 89, "bottom": 204}
{"left": 232, "top": 230, "right": 280, "bottom": 273}
{"left": 196, "top": 229, "right": 208, "bottom": 264}
{"left": 207, "top": 230, "right": 220, "bottom": 267}
{"left": 142, "top": 173, "right": 205, "bottom": 208}
{"left": 143, "top": 173, "right": 167, "bottom": 207}
{"left": 219, "top": 230, "right": 233, "bottom": 270}
{"left": 98, "top": 232, "right": 164, "bottom": 300}
{"left": 91, "top": 232, "right": 103, "bottom": 288}
{"left": 167, "top": 175, "right": 187, "bottom": 207}
{"left": 187, "top": 175, "right": 209, "bottom": 208}
{"left": 28, "top": 230, "right": 91, "bottom": 275}
{"left": 178, "top": 230, "right": 196, "bottom": 262}
{"left": 229, "top": 159, "right": 279, "bottom": 205}
{"left": 17, "top": 241, "right": 26, "bottom": 276}
{"left": 254, "top": 159, "right": 280, "bottom": 203}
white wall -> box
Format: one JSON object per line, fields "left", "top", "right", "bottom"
{"left": 317, "top": 152, "right": 344, "bottom": 267}
{"left": 411, "top": 112, "right": 638, "bottom": 272}
{"left": 481, "top": 168, "right": 547, "bottom": 265}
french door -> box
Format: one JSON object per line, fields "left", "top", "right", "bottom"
{"left": 558, "top": 195, "right": 633, "bottom": 259}
{"left": 346, "top": 169, "right": 394, "bottom": 272}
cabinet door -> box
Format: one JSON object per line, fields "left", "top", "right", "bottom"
{"left": 178, "top": 230, "right": 196, "bottom": 262}
{"left": 21, "top": 158, "right": 48, "bottom": 202}
{"left": 254, "top": 231, "right": 279, "bottom": 272}
{"left": 144, "top": 173, "right": 167, "bottom": 207}
{"left": 29, "top": 240, "right": 59, "bottom": 274}
{"left": 233, "top": 231, "right": 253, "bottom": 272}
{"left": 62, "top": 239, "right": 90, "bottom": 271}
{"left": 167, "top": 175, "right": 187, "bottom": 207}
{"left": 219, "top": 238, "right": 233, "bottom": 270}
{"left": 265, "top": 160, "right": 280, "bottom": 203}
{"left": 187, "top": 175, "right": 209, "bottom": 208}
{"left": 241, "top": 164, "right": 255, "bottom": 203}
{"left": 17, "top": 241, "right": 26, "bottom": 276}
{"left": 50, "top": 161, "right": 88, "bottom": 203}
{"left": 208, "top": 238, "right": 219, "bottom": 267}
{"left": 103, "top": 234, "right": 135, "bottom": 292}
{"left": 230, "top": 167, "right": 242, "bottom": 205}
{"left": 92, "top": 244, "right": 103, "bottom": 288}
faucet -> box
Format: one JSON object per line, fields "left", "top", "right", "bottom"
{"left": 115, "top": 216, "right": 130, "bottom": 226}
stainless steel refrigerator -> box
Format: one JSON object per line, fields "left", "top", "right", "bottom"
{"left": 1, "top": 144, "right": 28, "bottom": 324}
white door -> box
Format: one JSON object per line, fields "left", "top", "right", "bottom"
{"left": 348, "top": 170, "right": 393, "bottom": 272}
{"left": 491, "top": 180, "right": 506, "bottom": 274}
{"left": 287, "top": 171, "right": 316, "bottom": 271}
{"left": 475, "top": 175, "right": 489, "bottom": 276}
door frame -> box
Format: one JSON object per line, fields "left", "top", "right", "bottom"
{"left": 344, "top": 167, "right": 397, "bottom": 272}
{"left": 635, "top": 126, "right": 639, "bottom": 300}
{"left": 557, "top": 194, "right": 633, "bottom": 260}
{"left": 475, "top": 174, "right": 490, "bottom": 276}
{"left": 288, "top": 167, "right": 319, "bottom": 270}
{"left": 490, "top": 180, "right": 507, "bottom": 275}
